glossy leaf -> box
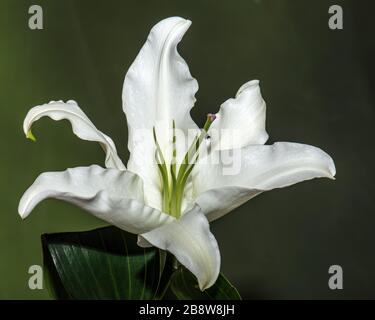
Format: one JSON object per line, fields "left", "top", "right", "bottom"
{"left": 42, "top": 226, "right": 168, "bottom": 300}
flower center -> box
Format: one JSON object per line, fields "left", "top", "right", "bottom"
{"left": 153, "top": 114, "right": 216, "bottom": 218}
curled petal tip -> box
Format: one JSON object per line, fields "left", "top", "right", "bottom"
{"left": 329, "top": 171, "right": 336, "bottom": 180}
{"left": 327, "top": 157, "right": 336, "bottom": 179}
{"left": 171, "top": 16, "right": 191, "bottom": 23}
{"left": 199, "top": 282, "right": 210, "bottom": 291}
{"left": 26, "top": 129, "right": 36, "bottom": 142}
{"left": 184, "top": 18, "right": 192, "bottom": 26}
{"left": 18, "top": 211, "right": 28, "bottom": 220}
{"left": 250, "top": 79, "right": 260, "bottom": 85}
{"left": 18, "top": 202, "right": 29, "bottom": 220}
{"left": 18, "top": 190, "right": 31, "bottom": 219}
{"left": 236, "top": 79, "right": 261, "bottom": 97}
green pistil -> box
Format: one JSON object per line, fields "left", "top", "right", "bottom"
{"left": 154, "top": 114, "right": 216, "bottom": 219}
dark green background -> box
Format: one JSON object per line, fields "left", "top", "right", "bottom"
{"left": 1, "top": 0, "right": 374, "bottom": 299}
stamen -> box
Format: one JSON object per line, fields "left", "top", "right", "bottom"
{"left": 203, "top": 113, "right": 217, "bottom": 131}
{"left": 153, "top": 127, "right": 170, "bottom": 215}
{"left": 169, "top": 120, "right": 178, "bottom": 215}
{"left": 153, "top": 114, "right": 216, "bottom": 219}
{"left": 177, "top": 113, "right": 216, "bottom": 179}
{"left": 171, "top": 120, "right": 177, "bottom": 183}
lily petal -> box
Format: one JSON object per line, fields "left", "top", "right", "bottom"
{"left": 23, "top": 100, "right": 126, "bottom": 170}
{"left": 138, "top": 205, "right": 220, "bottom": 291}
{"left": 193, "top": 142, "right": 336, "bottom": 221}
{"left": 209, "top": 80, "right": 268, "bottom": 151}
{"left": 122, "top": 16, "right": 199, "bottom": 209}
{"left": 194, "top": 186, "right": 261, "bottom": 222}
{"left": 18, "top": 165, "right": 174, "bottom": 234}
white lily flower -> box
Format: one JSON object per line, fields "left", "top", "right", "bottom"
{"left": 18, "top": 17, "right": 336, "bottom": 291}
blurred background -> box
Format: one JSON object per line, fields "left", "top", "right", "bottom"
{"left": 0, "top": 0, "right": 374, "bottom": 299}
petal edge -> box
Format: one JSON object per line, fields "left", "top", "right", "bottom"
{"left": 24, "top": 100, "right": 125, "bottom": 170}
{"left": 139, "top": 205, "right": 220, "bottom": 290}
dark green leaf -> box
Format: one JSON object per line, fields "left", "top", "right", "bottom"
{"left": 42, "top": 226, "right": 168, "bottom": 300}
{"left": 169, "top": 266, "right": 241, "bottom": 300}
